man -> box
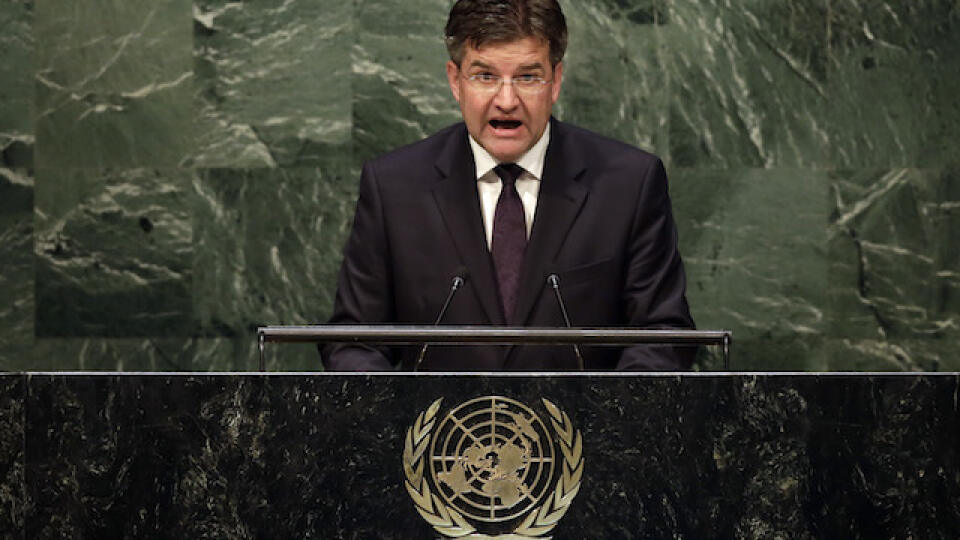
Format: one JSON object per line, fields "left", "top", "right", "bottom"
{"left": 323, "top": 0, "right": 695, "bottom": 371}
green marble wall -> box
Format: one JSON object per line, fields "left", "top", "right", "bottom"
{"left": 1, "top": 0, "right": 957, "bottom": 371}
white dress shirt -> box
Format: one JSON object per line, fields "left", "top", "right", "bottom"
{"left": 468, "top": 123, "right": 551, "bottom": 249}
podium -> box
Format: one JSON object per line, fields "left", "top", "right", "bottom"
{"left": 2, "top": 371, "right": 959, "bottom": 538}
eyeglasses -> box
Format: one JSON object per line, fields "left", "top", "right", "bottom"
{"left": 460, "top": 72, "right": 553, "bottom": 96}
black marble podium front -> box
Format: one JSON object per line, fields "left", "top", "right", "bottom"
{"left": 1, "top": 373, "right": 958, "bottom": 538}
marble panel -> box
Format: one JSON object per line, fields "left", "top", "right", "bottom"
{"left": 0, "top": 0, "right": 956, "bottom": 373}
{"left": 34, "top": 0, "right": 194, "bottom": 168}
{"left": 662, "top": 0, "right": 830, "bottom": 168}
{"left": 191, "top": 0, "right": 352, "bottom": 168}
{"left": 716, "top": 336, "right": 828, "bottom": 373}
{"left": 0, "top": 375, "right": 24, "bottom": 537}
{"left": 17, "top": 374, "right": 960, "bottom": 538}
{"left": 34, "top": 168, "right": 193, "bottom": 337}
{"left": 191, "top": 164, "right": 356, "bottom": 367}
{"left": 0, "top": 170, "right": 35, "bottom": 372}
{"left": 27, "top": 336, "right": 274, "bottom": 372}
{"left": 0, "top": 0, "right": 33, "bottom": 169}
{"left": 822, "top": 337, "right": 959, "bottom": 373}
{"left": 555, "top": 0, "right": 668, "bottom": 157}
{"left": 22, "top": 374, "right": 338, "bottom": 537}
{"left": 671, "top": 168, "right": 828, "bottom": 370}
{"left": 799, "top": 375, "right": 960, "bottom": 536}
{"left": 826, "top": 0, "right": 960, "bottom": 168}
{"left": 827, "top": 167, "right": 960, "bottom": 370}
{"left": 352, "top": 0, "right": 461, "bottom": 164}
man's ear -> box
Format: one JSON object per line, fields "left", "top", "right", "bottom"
{"left": 550, "top": 61, "right": 564, "bottom": 104}
{"left": 446, "top": 60, "right": 461, "bottom": 103}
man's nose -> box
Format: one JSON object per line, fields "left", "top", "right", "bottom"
{"left": 493, "top": 79, "right": 520, "bottom": 110}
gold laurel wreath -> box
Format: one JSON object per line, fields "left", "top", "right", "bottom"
{"left": 402, "top": 397, "right": 584, "bottom": 539}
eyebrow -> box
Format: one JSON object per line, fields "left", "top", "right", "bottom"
{"left": 466, "top": 60, "right": 494, "bottom": 70}
{"left": 466, "top": 60, "right": 546, "bottom": 72}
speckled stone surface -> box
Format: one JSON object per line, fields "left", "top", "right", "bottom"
{"left": 0, "top": 376, "right": 24, "bottom": 537}
{"left": 1, "top": 373, "right": 958, "bottom": 538}
{"left": 0, "top": 0, "right": 958, "bottom": 371}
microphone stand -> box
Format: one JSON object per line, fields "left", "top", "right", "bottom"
{"left": 413, "top": 275, "right": 465, "bottom": 371}
{"left": 547, "top": 274, "right": 585, "bottom": 371}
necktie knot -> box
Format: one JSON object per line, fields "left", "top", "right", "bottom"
{"left": 494, "top": 163, "right": 524, "bottom": 186}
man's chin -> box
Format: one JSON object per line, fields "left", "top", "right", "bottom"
{"left": 481, "top": 137, "right": 530, "bottom": 164}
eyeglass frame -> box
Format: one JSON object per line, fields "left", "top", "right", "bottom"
{"left": 458, "top": 69, "right": 555, "bottom": 96}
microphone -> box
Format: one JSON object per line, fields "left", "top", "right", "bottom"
{"left": 414, "top": 269, "right": 467, "bottom": 371}
{"left": 546, "top": 273, "right": 585, "bottom": 371}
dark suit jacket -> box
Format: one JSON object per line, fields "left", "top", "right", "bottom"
{"left": 322, "top": 118, "right": 695, "bottom": 371}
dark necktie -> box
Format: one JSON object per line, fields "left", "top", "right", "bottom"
{"left": 491, "top": 163, "right": 527, "bottom": 323}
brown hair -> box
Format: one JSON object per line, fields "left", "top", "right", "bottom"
{"left": 444, "top": 0, "right": 568, "bottom": 67}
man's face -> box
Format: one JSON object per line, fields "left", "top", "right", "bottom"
{"left": 446, "top": 37, "right": 563, "bottom": 163}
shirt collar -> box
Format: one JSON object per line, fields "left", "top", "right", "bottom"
{"left": 468, "top": 122, "right": 551, "bottom": 180}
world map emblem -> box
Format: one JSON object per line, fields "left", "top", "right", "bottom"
{"left": 403, "top": 396, "right": 584, "bottom": 539}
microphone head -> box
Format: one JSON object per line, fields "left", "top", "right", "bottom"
{"left": 451, "top": 266, "right": 468, "bottom": 289}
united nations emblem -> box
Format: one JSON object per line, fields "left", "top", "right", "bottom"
{"left": 403, "top": 396, "right": 584, "bottom": 539}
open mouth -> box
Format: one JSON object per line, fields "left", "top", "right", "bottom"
{"left": 490, "top": 119, "right": 522, "bottom": 130}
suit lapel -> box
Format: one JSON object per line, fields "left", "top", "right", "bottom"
{"left": 513, "top": 120, "right": 589, "bottom": 326}
{"left": 431, "top": 125, "right": 505, "bottom": 325}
